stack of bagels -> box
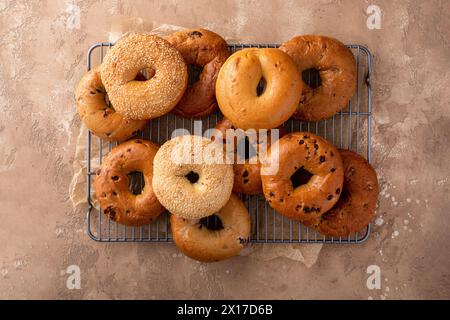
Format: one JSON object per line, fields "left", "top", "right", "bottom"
{"left": 76, "top": 29, "right": 379, "bottom": 262}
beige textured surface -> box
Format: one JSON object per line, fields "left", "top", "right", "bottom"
{"left": 0, "top": 0, "right": 449, "bottom": 299}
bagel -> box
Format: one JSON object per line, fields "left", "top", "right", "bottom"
{"left": 261, "top": 132, "right": 344, "bottom": 226}
{"left": 152, "top": 135, "right": 233, "bottom": 219}
{"left": 165, "top": 28, "right": 230, "bottom": 117}
{"left": 170, "top": 193, "right": 250, "bottom": 262}
{"left": 214, "top": 118, "right": 286, "bottom": 195}
{"left": 280, "top": 35, "right": 356, "bottom": 121}
{"left": 100, "top": 34, "right": 188, "bottom": 120}
{"left": 75, "top": 67, "right": 147, "bottom": 141}
{"left": 216, "top": 48, "right": 302, "bottom": 129}
{"left": 95, "top": 139, "right": 165, "bottom": 226}
{"left": 315, "top": 149, "right": 378, "bottom": 237}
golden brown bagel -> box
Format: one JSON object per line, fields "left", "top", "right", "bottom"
{"left": 95, "top": 139, "right": 165, "bottom": 226}
{"left": 216, "top": 48, "right": 302, "bottom": 129}
{"left": 315, "top": 149, "right": 378, "bottom": 237}
{"left": 100, "top": 34, "right": 188, "bottom": 120}
{"left": 75, "top": 67, "right": 147, "bottom": 141}
{"left": 170, "top": 193, "right": 250, "bottom": 262}
{"left": 165, "top": 28, "right": 230, "bottom": 118}
{"left": 214, "top": 118, "right": 286, "bottom": 195}
{"left": 261, "top": 132, "right": 344, "bottom": 226}
{"left": 280, "top": 35, "right": 356, "bottom": 121}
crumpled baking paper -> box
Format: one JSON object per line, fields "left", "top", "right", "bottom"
{"left": 69, "top": 18, "right": 323, "bottom": 268}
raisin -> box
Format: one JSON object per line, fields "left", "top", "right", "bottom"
{"left": 242, "top": 170, "right": 249, "bottom": 178}
{"left": 269, "top": 192, "right": 275, "bottom": 197}
{"left": 327, "top": 195, "right": 333, "bottom": 200}
{"left": 111, "top": 176, "right": 119, "bottom": 181}
{"left": 303, "top": 207, "right": 311, "bottom": 213}
{"left": 336, "top": 188, "right": 341, "bottom": 195}
{"left": 104, "top": 206, "right": 116, "bottom": 220}
{"left": 189, "top": 30, "right": 203, "bottom": 37}
{"left": 295, "top": 204, "right": 302, "bottom": 211}
{"left": 299, "top": 140, "right": 304, "bottom": 144}
{"left": 314, "top": 144, "right": 319, "bottom": 149}
{"left": 331, "top": 168, "right": 336, "bottom": 172}
{"left": 243, "top": 179, "right": 249, "bottom": 184}
{"left": 135, "top": 140, "right": 143, "bottom": 144}
{"left": 319, "top": 155, "right": 326, "bottom": 163}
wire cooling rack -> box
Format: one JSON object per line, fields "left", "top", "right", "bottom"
{"left": 86, "top": 42, "right": 373, "bottom": 243}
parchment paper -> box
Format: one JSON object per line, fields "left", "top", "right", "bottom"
{"left": 69, "top": 18, "right": 323, "bottom": 268}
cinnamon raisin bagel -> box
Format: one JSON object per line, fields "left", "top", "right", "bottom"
{"left": 314, "top": 149, "right": 378, "bottom": 237}
{"left": 165, "top": 28, "right": 230, "bottom": 118}
{"left": 95, "top": 139, "right": 165, "bottom": 226}
{"left": 215, "top": 118, "right": 286, "bottom": 195}
{"left": 100, "top": 34, "right": 188, "bottom": 120}
{"left": 152, "top": 135, "right": 234, "bottom": 219}
{"left": 261, "top": 132, "right": 344, "bottom": 226}
{"left": 280, "top": 35, "right": 356, "bottom": 121}
{"left": 170, "top": 193, "right": 250, "bottom": 262}
{"left": 216, "top": 48, "right": 302, "bottom": 129}
{"left": 75, "top": 67, "right": 147, "bottom": 141}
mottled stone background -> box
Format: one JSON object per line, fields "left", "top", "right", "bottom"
{"left": 0, "top": 0, "right": 449, "bottom": 299}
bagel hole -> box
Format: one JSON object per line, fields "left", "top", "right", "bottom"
{"left": 290, "top": 167, "right": 314, "bottom": 189}
{"left": 188, "top": 64, "right": 203, "bottom": 85}
{"left": 103, "top": 93, "right": 115, "bottom": 110}
{"left": 237, "top": 137, "right": 257, "bottom": 160}
{"left": 302, "top": 68, "right": 321, "bottom": 89}
{"left": 200, "top": 214, "right": 224, "bottom": 231}
{"left": 127, "top": 171, "right": 145, "bottom": 195}
{"left": 135, "top": 67, "right": 156, "bottom": 81}
{"left": 185, "top": 171, "right": 200, "bottom": 184}
{"left": 256, "top": 77, "right": 267, "bottom": 96}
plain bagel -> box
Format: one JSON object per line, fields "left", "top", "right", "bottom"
{"left": 170, "top": 193, "right": 251, "bottom": 262}
{"left": 216, "top": 48, "right": 302, "bottom": 129}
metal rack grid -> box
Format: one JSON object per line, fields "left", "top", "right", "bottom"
{"left": 86, "top": 42, "right": 373, "bottom": 243}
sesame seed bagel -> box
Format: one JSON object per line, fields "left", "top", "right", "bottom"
{"left": 214, "top": 118, "right": 286, "bottom": 195}
{"left": 170, "top": 193, "right": 250, "bottom": 262}
{"left": 100, "top": 34, "right": 188, "bottom": 120}
{"left": 280, "top": 35, "right": 356, "bottom": 121}
{"left": 152, "top": 135, "right": 234, "bottom": 219}
{"left": 314, "top": 149, "right": 378, "bottom": 237}
{"left": 95, "top": 139, "right": 165, "bottom": 226}
{"left": 261, "top": 132, "right": 344, "bottom": 226}
{"left": 165, "top": 28, "right": 230, "bottom": 118}
{"left": 216, "top": 48, "right": 302, "bottom": 129}
{"left": 75, "top": 67, "right": 147, "bottom": 141}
